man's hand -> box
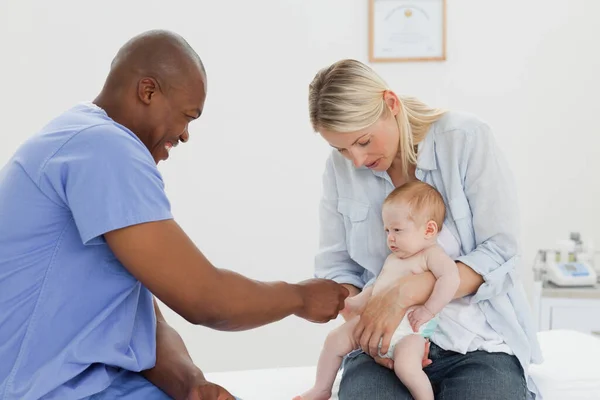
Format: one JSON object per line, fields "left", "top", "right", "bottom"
{"left": 294, "top": 279, "right": 349, "bottom": 323}
{"left": 407, "top": 306, "right": 434, "bottom": 332}
{"left": 186, "top": 380, "right": 236, "bottom": 400}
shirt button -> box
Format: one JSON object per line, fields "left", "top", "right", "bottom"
{"left": 416, "top": 169, "right": 424, "bottom": 179}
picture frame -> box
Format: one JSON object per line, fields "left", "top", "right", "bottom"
{"left": 369, "top": 0, "right": 447, "bottom": 62}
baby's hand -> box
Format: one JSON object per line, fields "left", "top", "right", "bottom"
{"left": 343, "top": 296, "right": 362, "bottom": 314}
{"left": 408, "top": 306, "right": 434, "bottom": 332}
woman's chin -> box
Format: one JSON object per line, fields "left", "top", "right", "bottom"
{"left": 372, "top": 159, "right": 391, "bottom": 171}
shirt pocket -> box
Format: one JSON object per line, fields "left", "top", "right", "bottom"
{"left": 337, "top": 198, "right": 370, "bottom": 263}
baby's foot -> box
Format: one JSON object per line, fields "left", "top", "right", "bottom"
{"left": 293, "top": 387, "right": 332, "bottom": 400}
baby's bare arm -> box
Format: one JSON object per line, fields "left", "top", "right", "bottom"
{"left": 345, "top": 285, "right": 373, "bottom": 313}
{"left": 422, "top": 246, "right": 460, "bottom": 314}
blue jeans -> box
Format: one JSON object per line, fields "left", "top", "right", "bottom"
{"left": 339, "top": 343, "right": 526, "bottom": 400}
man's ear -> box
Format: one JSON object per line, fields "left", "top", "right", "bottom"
{"left": 424, "top": 220, "right": 438, "bottom": 239}
{"left": 137, "top": 77, "right": 159, "bottom": 105}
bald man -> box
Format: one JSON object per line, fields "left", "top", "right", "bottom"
{"left": 0, "top": 30, "right": 348, "bottom": 400}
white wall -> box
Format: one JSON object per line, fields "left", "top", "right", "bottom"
{"left": 1, "top": 0, "right": 599, "bottom": 373}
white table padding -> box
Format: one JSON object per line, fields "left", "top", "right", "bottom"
{"left": 528, "top": 330, "right": 600, "bottom": 400}
{"left": 205, "top": 330, "right": 600, "bottom": 400}
{"left": 206, "top": 366, "right": 326, "bottom": 400}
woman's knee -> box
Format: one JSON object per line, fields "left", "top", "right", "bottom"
{"left": 437, "top": 352, "right": 526, "bottom": 400}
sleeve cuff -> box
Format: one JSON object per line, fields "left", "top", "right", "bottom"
{"left": 457, "top": 252, "right": 517, "bottom": 303}
{"left": 315, "top": 272, "right": 366, "bottom": 290}
{"left": 81, "top": 211, "right": 174, "bottom": 245}
{"left": 363, "top": 276, "right": 377, "bottom": 288}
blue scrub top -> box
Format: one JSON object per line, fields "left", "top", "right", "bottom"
{"left": 0, "top": 103, "right": 174, "bottom": 399}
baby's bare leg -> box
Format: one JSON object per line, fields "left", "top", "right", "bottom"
{"left": 393, "top": 335, "right": 433, "bottom": 400}
{"left": 293, "top": 316, "right": 360, "bottom": 400}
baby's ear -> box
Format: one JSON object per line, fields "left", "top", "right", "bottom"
{"left": 424, "top": 220, "right": 438, "bottom": 238}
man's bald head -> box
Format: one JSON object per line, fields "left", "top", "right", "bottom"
{"left": 94, "top": 30, "right": 207, "bottom": 164}
{"left": 106, "top": 29, "right": 206, "bottom": 93}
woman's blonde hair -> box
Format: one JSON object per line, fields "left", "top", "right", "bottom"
{"left": 308, "top": 59, "right": 446, "bottom": 178}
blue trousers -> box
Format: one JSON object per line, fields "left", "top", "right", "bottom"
{"left": 89, "top": 370, "right": 241, "bottom": 400}
{"left": 339, "top": 343, "right": 526, "bottom": 400}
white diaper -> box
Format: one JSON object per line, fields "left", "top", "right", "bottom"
{"left": 378, "top": 312, "right": 439, "bottom": 359}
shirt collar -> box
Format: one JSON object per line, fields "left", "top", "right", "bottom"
{"left": 79, "top": 101, "right": 107, "bottom": 115}
{"left": 371, "top": 169, "right": 388, "bottom": 179}
{"left": 369, "top": 124, "right": 438, "bottom": 179}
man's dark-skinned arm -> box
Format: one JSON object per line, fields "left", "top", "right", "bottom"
{"left": 105, "top": 219, "right": 348, "bottom": 400}
{"left": 104, "top": 219, "right": 348, "bottom": 331}
{"left": 141, "top": 299, "right": 234, "bottom": 400}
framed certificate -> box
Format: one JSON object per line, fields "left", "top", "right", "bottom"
{"left": 369, "top": 0, "right": 447, "bottom": 62}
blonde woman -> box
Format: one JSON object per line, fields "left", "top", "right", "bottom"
{"left": 310, "top": 59, "right": 542, "bottom": 400}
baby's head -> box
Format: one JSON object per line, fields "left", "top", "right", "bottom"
{"left": 382, "top": 181, "right": 446, "bottom": 259}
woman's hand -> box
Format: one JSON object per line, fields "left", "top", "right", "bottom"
{"left": 353, "top": 273, "right": 437, "bottom": 359}
{"left": 352, "top": 263, "right": 482, "bottom": 369}
{"left": 422, "top": 340, "right": 433, "bottom": 368}
{"left": 352, "top": 282, "right": 411, "bottom": 359}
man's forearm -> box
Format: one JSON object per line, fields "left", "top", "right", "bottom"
{"left": 199, "top": 270, "right": 304, "bottom": 331}
{"left": 106, "top": 220, "right": 345, "bottom": 332}
{"left": 106, "top": 220, "right": 305, "bottom": 332}
{"left": 400, "top": 262, "right": 483, "bottom": 307}
{"left": 142, "top": 305, "right": 204, "bottom": 400}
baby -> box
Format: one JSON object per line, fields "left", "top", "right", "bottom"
{"left": 295, "top": 181, "right": 460, "bottom": 400}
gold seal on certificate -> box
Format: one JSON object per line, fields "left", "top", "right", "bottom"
{"left": 369, "top": 0, "right": 447, "bottom": 62}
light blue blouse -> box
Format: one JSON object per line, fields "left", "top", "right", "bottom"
{"left": 314, "top": 111, "right": 543, "bottom": 398}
